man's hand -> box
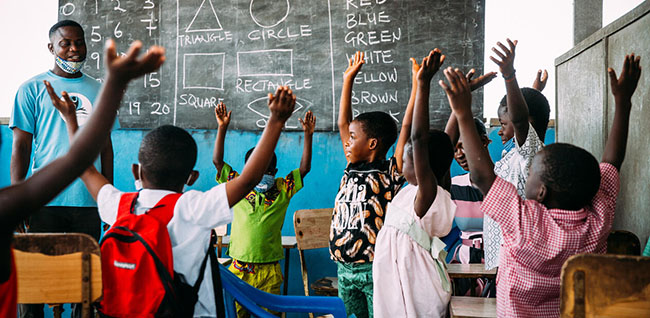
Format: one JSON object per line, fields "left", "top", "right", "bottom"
{"left": 299, "top": 110, "right": 316, "bottom": 135}
{"left": 490, "top": 38, "right": 518, "bottom": 78}
{"left": 466, "top": 69, "right": 497, "bottom": 91}
{"left": 608, "top": 54, "right": 642, "bottom": 104}
{"left": 104, "top": 39, "right": 165, "bottom": 84}
{"left": 416, "top": 48, "right": 445, "bottom": 82}
{"left": 343, "top": 51, "right": 365, "bottom": 81}
{"left": 44, "top": 80, "right": 77, "bottom": 124}
{"left": 214, "top": 102, "right": 231, "bottom": 128}
{"left": 532, "top": 69, "right": 548, "bottom": 91}
{"left": 440, "top": 67, "right": 472, "bottom": 119}
{"left": 268, "top": 86, "right": 296, "bottom": 123}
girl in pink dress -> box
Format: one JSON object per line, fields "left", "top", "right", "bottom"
{"left": 373, "top": 50, "right": 456, "bottom": 317}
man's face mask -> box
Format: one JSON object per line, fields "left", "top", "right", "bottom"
{"left": 55, "top": 55, "right": 85, "bottom": 74}
{"left": 254, "top": 174, "right": 275, "bottom": 193}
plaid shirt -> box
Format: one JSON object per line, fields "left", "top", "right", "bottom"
{"left": 482, "top": 163, "right": 619, "bottom": 317}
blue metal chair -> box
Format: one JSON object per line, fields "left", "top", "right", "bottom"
{"left": 219, "top": 265, "right": 347, "bottom": 318}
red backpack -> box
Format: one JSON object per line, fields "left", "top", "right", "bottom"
{"left": 98, "top": 192, "right": 182, "bottom": 318}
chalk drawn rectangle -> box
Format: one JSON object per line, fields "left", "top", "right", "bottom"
{"left": 183, "top": 53, "right": 226, "bottom": 90}
{"left": 237, "top": 49, "right": 293, "bottom": 77}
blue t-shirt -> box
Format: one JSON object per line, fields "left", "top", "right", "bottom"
{"left": 9, "top": 71, "right": 105, "bottom": 207}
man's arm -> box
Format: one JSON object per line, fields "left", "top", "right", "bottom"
{"left": 338, "top": 51, "right": 364, "bottom": 158}
{"left": 441, "top": 68, "right": 495, "bottom": 195}
{"left": 395, "top": 58, "right": 422, "bottom": 172}
{"left": 10, "top": 128, "right": 32, "bottom": 184}
{"left": 225, "top": 87, "right": 295, "bottom": 207}
{"left": 100, "top": 137, "right": 114, "bottom": 184}
{"left": 212, "top": 102, "right": 231, "bottom": 179}
{"left": 602, "top": 54, "right": 642, "bottom": 170}
{"left": 299, "top": 111, "right": 315, "bottom": 178}
{"left": 490, "top": 39, "right": 529, "bottom": 146}
{"left": 412, "top": 49, "right": 444, "bottom": 218}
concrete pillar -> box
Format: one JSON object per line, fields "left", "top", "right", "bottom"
{"left": 574, "top": 0, "right": 603, "bottom": 44}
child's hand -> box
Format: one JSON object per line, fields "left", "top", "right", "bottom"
{"left": 416, "top": 48, "right": 445, "bottom": 82}
{"left": 410, "top": 57, "right": 421, "bottom": 79}
{"left": 532, "top": 69, "right": 548, "bottom": 91}
{"left": 267, "top": 86, "right": 296, "bottom": 123}
{"left": 490, "top": 38, "right": 518, "bottom": 78}
{"left": 466, "top": 69, "right": 497, "bottom": 91}
{"left": 439, "top": 67, "right": 472, "bottom": 118}
{"left": 214, "top": 102, "right": 231, "bottom": 128}
{"left": 299, "top": 110, "right": 316, "bottom": 135}
{"left": 104, "top": 39, "right": 165, "bottom": 84}
{"left": 44, "top": 80, "right": 77, "bottom": 122}
{"left": 608, "top": 54, "right": 642, "bottom": 103}
{"left": 343, "top": 51, "right": 364, "bottom": 81}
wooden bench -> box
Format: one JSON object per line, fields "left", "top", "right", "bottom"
{"left": 448, "top": 263, "right": 496, "bottom": 296}
{"left": 450, "top": 296, "right": 497, "bottom": 318}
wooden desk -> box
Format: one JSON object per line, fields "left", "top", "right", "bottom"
{"left": 450, "top": 296, "right": 497, "bottom": 318}
{"left": 218, "top": 236, "right": 297, "bottom": 295}
{"left": 447, "top": 264, "right": 497, "bottom": 279}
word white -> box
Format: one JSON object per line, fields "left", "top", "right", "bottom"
{"left": 236, "top": 78, "right": 312, "bottom": 93}
{"left": 345, "top": 28, "right": 401, "bottom": 47}
{"left": 179, "top": 94, "right": 223, "bottom": 109}
{"left": 353, "top": 68, "right": 398, "bottom": 84}
{"left": 351, "top": 90, "right": 398, "bottom": 105}
{"left": 346, "top": 11, "right": 390, "bottom": 28}
{"left": 248, "top": 25, "right": 312, "bottom": 41}
{"left": 179, "top": 32, "right": 233, "bottom": 47}
{"left": 345, "top": 50, "right": 393, "bottom": 64}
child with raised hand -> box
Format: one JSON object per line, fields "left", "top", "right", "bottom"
{"left": 373, "top": 49, "right": 456, "bottom": 318}
{"left": 483, "top": 39, "right": 546, "bottom": 271}
{"left": 61, "top": 85, "right": 296, "bottom": 317}
{"left": 331, "top": 51, "right": 408, "bottom": 318}
{"left": 445, "top": 54, "right": 641, "bottom": 317}
{"left": 0, "top": 39, "right": 165, "bottom": 317}
{"left": 213, "top": 102, "right": 314, "bottom": 317}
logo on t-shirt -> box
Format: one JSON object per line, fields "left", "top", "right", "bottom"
{"left": 57, "top": 93, "right": 93, "bottom": 126}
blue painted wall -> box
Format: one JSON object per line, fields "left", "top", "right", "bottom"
{"left": 0, "top": 124, "right": 554, "bottom": 317}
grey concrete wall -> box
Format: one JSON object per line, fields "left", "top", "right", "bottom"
{"left": 556, "top": 1, "right": 650, "bottom": 246}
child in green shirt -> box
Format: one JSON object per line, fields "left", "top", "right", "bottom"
{"left": 212, "top": 102, "right": 314, "bottom": 317}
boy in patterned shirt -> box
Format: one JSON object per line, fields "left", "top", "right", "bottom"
{"left": 330, "top": 51, "right": 409, "bottom": 318}
{"left": 213, "top": 102, "right": 314, "bottom": 317}
{"left": 447, "top": 49, "right": 641, "bottom": 317}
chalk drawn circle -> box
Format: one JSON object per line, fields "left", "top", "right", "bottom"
{"left": 249, "top": 0, "right": 290, "bottom": 29}
{"left": 61, "top": 3, "right": 75, "bottom": 16}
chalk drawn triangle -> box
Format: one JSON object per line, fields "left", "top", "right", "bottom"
{"left": 186, "top": 0, "right": 223, "bottom": 32}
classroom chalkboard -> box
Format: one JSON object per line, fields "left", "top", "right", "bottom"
{"left": 58, "top": 0, "right": 484, "bottom": 130}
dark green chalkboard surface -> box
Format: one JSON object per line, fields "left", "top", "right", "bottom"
{"left": 59, "top": 0, "right": 484, "bottom": 130}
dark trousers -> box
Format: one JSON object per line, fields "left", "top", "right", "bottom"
{"left": 19, "top": 206, "right": 101, "bottom": 318}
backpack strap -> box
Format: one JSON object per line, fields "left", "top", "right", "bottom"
{"left": 117, "top": 192, "right": 140, "bottom": 219}
{"left": 208, "top": 230, "right": 226, "bottom": 317}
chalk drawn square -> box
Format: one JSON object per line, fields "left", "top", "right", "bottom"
{"left": 237, "top": 49, "right": 293, "bottom": 77}
{"left": 183, "top": 53, "right": 226, "bottom": 90}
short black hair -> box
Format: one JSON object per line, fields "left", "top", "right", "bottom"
{"left": 499, "top": 88, "right": 550, "bottom": 140}
{"left": 538, "top": 143, "right": 600, "bottom": 210}
{"left": 354, "top": 111, "right": 397, "bottom": 156}
{"left": 244, "top": 147, "right": 277, "bottom": 171}
{"left": 473, "top": 118, "right": 487, "bottom": 137}
{"left": 138, "top": 125, "right": 197, "bottom": 189}
{"left": 427, "top": 130, "right": 454, "bottom": 182}
{"left": 49, "top": 20, "right": 84, "bottom": 39}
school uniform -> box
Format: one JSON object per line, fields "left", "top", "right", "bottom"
{"left": 97, "top": 184, "right": 232, "bottom": 318}
{"left": 0, "top": 249, "right": 17, "bottom": 318}
{"left": 482, "top": 163, "right": 619, "bottom": 317}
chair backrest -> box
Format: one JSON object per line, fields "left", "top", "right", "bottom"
{"left": 293, "top": 208, "right": 334, "bottom": 301}
{"left": 607, "top": 230, "right": 641, "bottom": 255}
{"left": 13, "top": 233, "right": 102, "bottom": 318}
{"left": 214, "top": 224, "right": 228, "bottom": 257}
{"left": 560, "top": 253, "right": 650, "bottom": 317}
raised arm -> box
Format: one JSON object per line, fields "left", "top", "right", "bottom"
{"left": 532, "top": 69, "right": 548, "bottom": 92}
{"left": 602, "top": 54, "right": 642, "bottom": 170}
{"left": 491, "top": 39, "right": 529, "bottom": 146}
{"left": 395, "top": 58, "right": 422, "bottom": 172}
{"left": 298, "top": 111, "right": 315, "bottom": 178}
{"left": 225, "top": 87, "right": 295, "bottom": 207}
{"left": 0, "top": 40, "right": 165, "bottom": 219}
{"left": 441, "top": 68, "right": 495, "bottom": 195}
{"left": 412, "top": 49, "right": 445, "bottom": 218}
{"left": 338, "top": 51, "right": 364, "bottom": 158}
{"left": 212, "top": 102, "right": 231, "bottom": 179}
